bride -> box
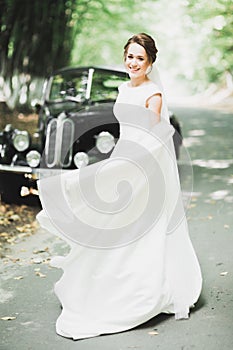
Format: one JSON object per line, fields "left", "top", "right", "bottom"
{"left": 37, "top": 33, "right": 202, "bottom": 340}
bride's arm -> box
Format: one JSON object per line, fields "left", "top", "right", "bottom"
{"left": 146, "top": 93, "right": 162, "bottom": 124}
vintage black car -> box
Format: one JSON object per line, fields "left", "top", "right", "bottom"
{"left": 0, "top": 66, "right": 182, "bottom": 204}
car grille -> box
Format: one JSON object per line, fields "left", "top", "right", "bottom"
{"left": 45, "top": 118, "right": 74, "bottom": 168}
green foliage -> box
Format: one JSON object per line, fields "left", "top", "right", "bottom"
{"left": 183, "top": 0, "right": 233, "bottom": 90}
{"left": 71, "top": 0, "right": 142, "bottom": 67}
{"left": 0, "top": 0, "right": 77, "bottom": 78}
{"left": 0, "top": 0, "right": 140, "bottom": 108}
{"left": 0, "top": 0, "right": 139, "bottom": 78}
{"left": 0, "top": 0, "right": 232, "bottom": 108}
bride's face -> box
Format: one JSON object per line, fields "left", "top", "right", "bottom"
{"left": 125, "top": 43, "right": 151, "bottom": 79}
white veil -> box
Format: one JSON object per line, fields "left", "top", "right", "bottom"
{"left": 147, "top": 64, "right": 170, "bottom": 123}
{"left": 148, "top": 64, "right": 196, "bottom": 319}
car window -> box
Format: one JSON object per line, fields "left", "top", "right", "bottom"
{"left": 91, "top": 71, "right": 128, "bottom": 102}
{"left": 48, "top": 70, "right": 89, "bottom": 102}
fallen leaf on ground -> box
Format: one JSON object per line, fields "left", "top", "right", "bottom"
{"left": 0, "top": 218, "right": 10, "bottom": 225}
{"left": 0, "top": 232, "right": 9, "bottom": 237}
{"left": 1, "top": 316, "right": 17, "bottom": 321}
{"left": 14, "top": 276, "right": 24, "bottom": 280}
{"left": 32, "top": 257, "right": 43, "bottom": 264}
{"left": 43, "top": 258, "right": 51, "bottom": 264}
{"left": 7, "top": 237, "right": 17, "bottom": 243}
{"left": 9, "top": 214, "right": 20, "bottom": 221}
{"left": 16, "top": 224, "right": 33, "bottom": 233}
{"left": 6, "top": 210, "right": 14, "bottom": 217}
{"left": 33, "top": 247, "right": 49, "bottom": 254}
{"left": 220, "top": 271, "right": 228, "bottom": 276}
{"left": 0, "top": 205, "right": 7, "bottom": 213}
{"left": 35, "top": 272, "right": 46, "bottom": 278}
{"left": 148, "top": 331, "right": 159, "bottom": 336}
{"left": 5, "top": 256, "right": 20, "bottom": 263}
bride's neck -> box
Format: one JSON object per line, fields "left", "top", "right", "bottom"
{"left": 130, "top": 76, "right": 150, "bottom": 87}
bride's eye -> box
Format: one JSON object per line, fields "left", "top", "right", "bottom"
{"left": 127, "top": 55, "right": 133, "bottom": 59}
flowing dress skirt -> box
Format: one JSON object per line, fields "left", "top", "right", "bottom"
{"left": 37, "top": 104, "right": 202, "bottom": 339}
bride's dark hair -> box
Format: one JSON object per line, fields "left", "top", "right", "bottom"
{"left": 124, "top": 33, "right": 158, "bottom": 64}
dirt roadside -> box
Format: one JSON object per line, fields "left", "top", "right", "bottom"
{"left": 0, "top": 203, "right": 40, "bottom": 259}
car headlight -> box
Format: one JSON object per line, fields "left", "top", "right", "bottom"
{"left": 74, "top": 152, "right": 89, "bottom": 168}
{"left": 95, "top": 131, "right": 115, "bottom": 154}
{"left": 26, "top": 150, "right": 41, "bottom": 168}
{"left": 12, "top": 130, "right": 30, "bottom": 152}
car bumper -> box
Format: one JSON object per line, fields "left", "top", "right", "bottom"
{"left": 0, "top": 164, "right": 69, "bottom": 180}
{"left": 0, "top": 165, "right": 69, "bottom": 200}
{"left": 0, "top": 164, "right": 34, "bottom": 174}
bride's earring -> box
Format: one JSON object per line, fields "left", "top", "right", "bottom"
{"left": 146, "top": 65, "right": 152, "bottom": 75}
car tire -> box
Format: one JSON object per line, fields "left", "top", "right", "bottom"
{"left": 169, "top": 115, "right": 182, "bottom": 160}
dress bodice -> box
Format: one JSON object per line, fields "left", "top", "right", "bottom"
{"left": 115, "top": 81, "right": 162, "bottom": 107}
{"left": 113, "top": 81, "right": 163, "bottom": 141}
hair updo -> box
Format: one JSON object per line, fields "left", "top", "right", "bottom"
{"left": 124, "top": 33, "right": 158, "bottom": 64}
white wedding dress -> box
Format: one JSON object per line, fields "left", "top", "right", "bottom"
{"left": 37, "top": 81, "right": 202, "bottom": 340}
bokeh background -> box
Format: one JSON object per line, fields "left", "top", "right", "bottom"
{"left": 0, "top": 0, "right": 232, "bottom": 110}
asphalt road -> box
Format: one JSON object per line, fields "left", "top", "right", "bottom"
{"left": 0, "top": 106, "right": 233, "bottom": 350}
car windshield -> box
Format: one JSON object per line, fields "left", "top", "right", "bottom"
{"left": 91, "top": 70, "right": 128, "bottom": 102}
{"left": 47, "top": 68, "right": 128, "bottom": 103}
{"left": 48, "top": 70, "right": 89, "bottom": 102}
